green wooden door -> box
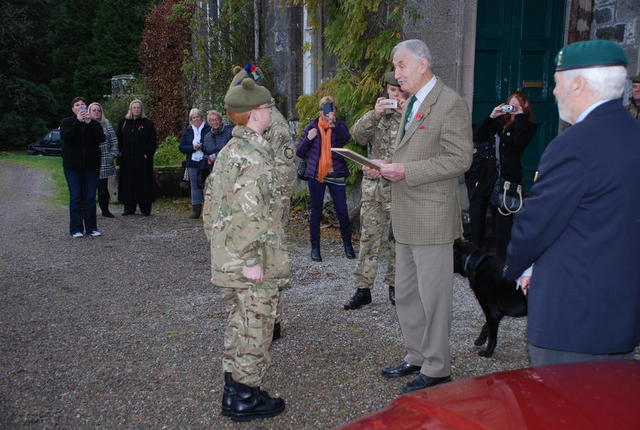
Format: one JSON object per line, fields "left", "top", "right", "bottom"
{"left": 473, "top": 0, "right": 565, "bottom": 189}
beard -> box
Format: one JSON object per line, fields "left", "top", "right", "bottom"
{"left": 555, "top": 88, "right": 573, "bottom": 124}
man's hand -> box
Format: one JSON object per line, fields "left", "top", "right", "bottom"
{"left": 307, "top": 128, "right": 318, "bottom": 140}
{"left": 242, "top": 265, "right": 264, "bottom": 282}
{"left": 380, "top": 162, "right": 406, "bottom": 182}
{"left": 518, "top": 276, "right": 531, "bottom": 295}
{"left": 363, "top": 160, "right": 384, "bottom": 179}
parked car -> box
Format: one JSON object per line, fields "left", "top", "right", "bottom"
{"left": 27, "top": 129, "right": 62, "bottom": 156}
{"left": 339, "top": 360, "right": 640, "bottom": 430}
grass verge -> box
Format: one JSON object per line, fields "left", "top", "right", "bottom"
{"left": 0, "top": 152, "right": 68, "bottom": 205}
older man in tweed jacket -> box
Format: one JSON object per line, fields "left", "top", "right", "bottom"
{"left": 368, "top": 39, "right": 472, "bottom": 393}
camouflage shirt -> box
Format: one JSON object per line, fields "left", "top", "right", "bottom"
{"left": 203, "top": 125, "right": 289, "bottom": 288}
{"left": 627, "top": 98, "right": 640, "bottom": 120}
{"left": 351, "top": 109, "right": 402, "bottom": 203}
{"left": 265, "top": 107, "right": 297, "bottom": 226}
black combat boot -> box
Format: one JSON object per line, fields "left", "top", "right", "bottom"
{"left": 272, "top": 322, "right": 281, "bottom": 341}
{"left": 189, "top": 204, "right": 202, "bottom": 219}
{"left": 388, "top": 285, "right": 396, "bottom": 306}
{"left": 343, "top": 239, "right": 356, "bottom": 259}
{"left": 221, "top": 372, "right": 236, "bottom": 414}
{"left": 311, "top": 240, "right": 322, "bottom": 262}
{"left": 344, "top": 288, "right": 372, "bottom": 310}
{"left": 98, "top": 195, "right": 114, "bottom": 218}
{"left": 222, "top": 381, "right": 285, "bottom": 421}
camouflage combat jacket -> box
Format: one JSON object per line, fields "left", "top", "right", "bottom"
{"left": 627, "top": 98, "right": 640, "bottom": 119}
{"left": 351, "top": 109, "right": 402, "bottom": 203}
{"left": 265, "top": 107, "right": 296, "bottom": 226}
{"left": 203, "top": 126, "right": 289, "bottom": 289}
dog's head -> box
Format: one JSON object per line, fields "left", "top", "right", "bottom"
{"left": 453, "top": 240, "right": 487, "bottom": 278}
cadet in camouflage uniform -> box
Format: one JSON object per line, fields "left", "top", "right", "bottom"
{"left": 627, "top": 75, "right": 640, "bottom": 119}
{"left": 202, "top": 78, "right": 287, "bottom": 421}
{"left": 228, "top": 64, "right": 296, "bottom": 339}
{"left": 344, "top": 72, "right": 409, "bottom": 310}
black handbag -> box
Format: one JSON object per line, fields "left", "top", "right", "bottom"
{"left": 490, "top": 134, "right": 523, "bottom": 215}
{"left": 491, "top": 177, "right": 523, "bottom": 215}
{"left": 297, "top": 158, "right": 308, "bottom": 181}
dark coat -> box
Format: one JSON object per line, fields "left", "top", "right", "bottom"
{"left": 116, "top": 117, "right": 157, "bottom": 205}
{"left": 296, "top": 118, "right": 351, "bottom": 179}
{"left": 202, "top": 125, "right": 233, "bottom": 158}
{"left": 473, "top": 114, "right": 537, "bottom": 183}
{"left": 178, "top": 123, "right": 211, "bottom": 168}
{"left": 505, "top": 99, "right": 640, "bottom": 354}
{"left": 59, "top": 116, "right": 105, "bottom": 171}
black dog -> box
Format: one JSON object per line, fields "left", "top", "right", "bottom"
{"left": 454, "top": 240, "right": 527, "bottom": 357}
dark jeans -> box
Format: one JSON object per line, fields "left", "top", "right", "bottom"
{"left": 64, "top": 168, "right": 99, "bottom": 235}
{"left": 308, "top": 178, "right": 351, "bottom": 242}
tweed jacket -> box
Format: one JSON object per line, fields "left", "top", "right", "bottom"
{"left": 391, "top": 78, "right": 473, "bottom": 245}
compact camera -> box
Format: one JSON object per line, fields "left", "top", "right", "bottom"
{"left": 379, "top": 99, "right": 398, "bottom": 109}
{"left": 501, "top": 104, "right": 514, "bottom": 113}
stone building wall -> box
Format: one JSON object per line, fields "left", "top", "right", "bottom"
{"left": 401, "top": 0, "right": 477, "bottom": 110}
{"left": 591, "top": 0, "right": 639, "bottom": 76}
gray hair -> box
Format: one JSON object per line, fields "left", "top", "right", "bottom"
{"left": 391, "top": 39, "right": 433, "bottom": 67}
{"left": 188, "top": 108, "right": 204, "bottom": 121}
{"left": 562, "top": 65, "right": 627, "bottom": 101}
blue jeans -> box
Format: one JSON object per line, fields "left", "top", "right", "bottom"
{"left": 64, "top": 168, "right": 99, "bottom": 235}
{"left": 187, "top": 167, "right": 204, "bottom": 205}
{"left": 308, "top": 178, "right": 351, "bottom": 242}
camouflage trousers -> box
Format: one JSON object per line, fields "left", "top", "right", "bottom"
{"left": 352, "top": 199, "right": 395, "bottom": 290}
{"left": 220, "top": 283, "right": 279, "bottom": 387}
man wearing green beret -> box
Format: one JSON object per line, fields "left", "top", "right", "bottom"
{"left": 627, "top": 74, "right": 640, "bottom": 119}
{"left": 343, "top": 72, "right": 409, "bottom": 310}
{"left": 203, "top": 78, "right": 287, "bottom": 421}
{"left": 228, "top": 63, "right": 296, "bottom": 340}
{"left": 504, "top": 40, "right": 640, "bottom": 366}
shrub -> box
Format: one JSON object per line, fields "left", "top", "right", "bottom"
{"left": 154, "top": 135, "right": 182, "bottom": 166}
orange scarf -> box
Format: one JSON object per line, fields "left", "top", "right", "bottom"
{"left": 316, "top": 116, "right": 333, "bottom": 182}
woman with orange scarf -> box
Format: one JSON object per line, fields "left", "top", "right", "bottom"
{"left": 296, "top": 96, "right": 355, "bottom": 262}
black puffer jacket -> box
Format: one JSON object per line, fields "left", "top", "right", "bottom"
{"left": 59, "top": 116, "right": 105, "bottom": 171}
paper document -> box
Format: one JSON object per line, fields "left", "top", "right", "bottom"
{"left": 331, "top": 148, "right": 383, "bottom": 170}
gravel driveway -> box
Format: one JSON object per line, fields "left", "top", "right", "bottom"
{"left": 1, "top": 161, "right": 529, "bottom": 429}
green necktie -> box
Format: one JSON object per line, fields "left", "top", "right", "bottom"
{"left": 403, "top": 95, "right": 417, "bottom": 135}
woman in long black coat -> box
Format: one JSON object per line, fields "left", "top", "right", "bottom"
{"left": 469, "top": 91, "right": 537, "bottom": 259}
{"left": 117, "top": 99, "right": 157, "bottom": 216}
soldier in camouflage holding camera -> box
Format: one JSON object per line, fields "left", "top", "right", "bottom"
{"left": 203, "top": 78, "right": 287, "bottom": 421}
{"left": 344, "top": 72, "right": 409, "bottom": 310}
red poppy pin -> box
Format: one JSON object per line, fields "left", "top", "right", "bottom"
{"left": 415, "top": 112, "right": 424, "bottom": 121}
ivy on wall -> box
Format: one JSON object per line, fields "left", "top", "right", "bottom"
{"left": 289, "top": 0, "right": 408, "bottom": 181}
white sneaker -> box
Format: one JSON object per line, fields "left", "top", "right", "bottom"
{"left": 72, "top": 232, "right": 84, "bottom": 238}
{"left": 89, "top": 230, "right": 102, "bottom": 237}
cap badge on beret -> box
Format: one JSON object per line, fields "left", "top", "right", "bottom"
{"left": 555, "top": 40, "right": 628, "bottom": 72}
{"left": 234, "top": 63, "right": 264, "bottom": 85}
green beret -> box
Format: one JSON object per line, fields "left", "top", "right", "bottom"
{"left": 555, "top": 40, "right": 628, "bottom": 71}
{"left": 631, "top": 75, "right": 640, "bottom": 83}
{"left": 384, "top": 71, "right": 399, "bottom": 87}
{"left": 228, "top": 63, "right": 266, "bottom": 90}
{"left": 224, "top": 78, "right": 273, "bottom": 113}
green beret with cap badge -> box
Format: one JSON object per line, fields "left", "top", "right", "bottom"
{"left": 555, "top": 40, "right": 628, "bottom": 72}
{"left": 224, "top": 78, "right": 273, "bottom": 113}
{"left": 631, "top": 75, "right": 640, "bottom": 83}
{"left": 384, "top": 71, "right": 399, "bottom": 87}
